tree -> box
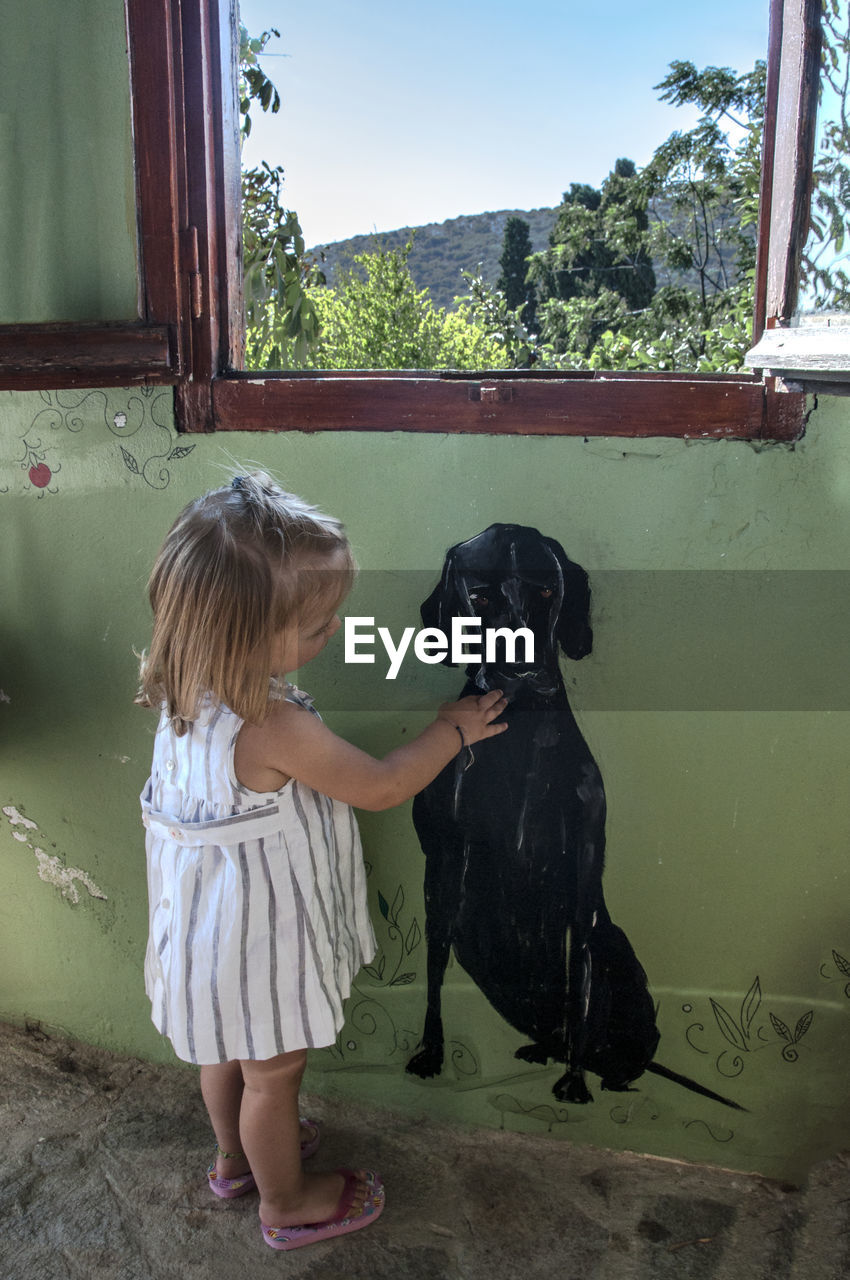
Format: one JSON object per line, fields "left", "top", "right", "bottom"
{"left": 496, "top": 216, "right": 536, "bottom": 330}
{"left": 239, "top": 25, "right": 320, "bottom": 368}
{"left": 292, "top": 242, "right": 508, "bottom": 371}
{"left": 241, "top": 26, "right": 850, "bottom": 375}
{"left": 637, "top": 60, "right": 765, "bottom": 365}
{"left": 528, "top": 159, "right": 656, "bottom": 357}
{"left": 460, "top": 270, "right": 546, "bottom": 370}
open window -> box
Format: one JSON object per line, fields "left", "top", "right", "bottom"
{"left": 0, "top": 0, "right": 824, "bottom": 438}
{"left": 745, "top": 0, "right": 850, "bottom": 392}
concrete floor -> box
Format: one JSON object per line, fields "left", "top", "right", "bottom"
{"left": 0, "top": 1020, "right": 848, "bottom": 1280}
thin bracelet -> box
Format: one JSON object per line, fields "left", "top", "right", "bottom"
{"left": 451, "top": 723, "right": 475, "bottom": 771}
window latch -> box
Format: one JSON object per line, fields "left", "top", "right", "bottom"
{"left": 469, "top": 382, "right": 513, "bottom": 403}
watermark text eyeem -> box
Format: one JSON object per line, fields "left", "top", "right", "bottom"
{"left": 344, "top": 616, "right": 534, "bottom": 679}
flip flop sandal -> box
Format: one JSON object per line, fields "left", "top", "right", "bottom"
{"left": 261, "top": 1168, "right": 385, "bottom": 1250}
{"left": 207, "top": 1118, "right": 321, "bottom": 1199}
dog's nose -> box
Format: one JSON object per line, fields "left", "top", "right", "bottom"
{"left": 499, "top": 577, "right": 527, "bottom": 625}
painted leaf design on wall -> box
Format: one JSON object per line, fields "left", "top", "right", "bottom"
{"left": 405, "top": 919, "right": 422, "bottom": 955}
{"left": 168, "top": 444, "right": 196, "bottom": 461}
{"left": 794, "top": 1011, "right": 813, "bottom": 1042}
{"left": 832, "top": 949, "right": 850, "bottom": 977}
{"left": 368, "top": 883, "right": 421, "bottom": 988}
{"left": 710, "top": 998, "right": 748, "bottom": 1052}
{"left": 770, "top": 1012, "right": 792, "bottom": 1042}
{"left": 740, "top": 976, "right": 762, "bottom": 1040}
{"left": 769, "top": 1009, "right": 813, "bottom": 1052}
{"left": 120, "top": 446, "right": 140, "bottom": 475}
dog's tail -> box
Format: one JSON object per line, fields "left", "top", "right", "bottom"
{"left": 645, "top": 1061, "right": 747, "bottom": 1112}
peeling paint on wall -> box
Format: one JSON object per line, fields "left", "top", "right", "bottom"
{"left": 3, "top": 805, "right": 37, "bottom": 831}
{"left": 33, "top": 848, "right": 107, "bottom": 904}
{"left": 2, "top": 805, "right": 107, "bottom": 905}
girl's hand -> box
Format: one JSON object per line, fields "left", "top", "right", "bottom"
{"left": 436, "top": 690, "right": 509, "bottom": 748}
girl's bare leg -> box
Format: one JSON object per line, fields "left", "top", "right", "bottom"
{"left": 200, "top": 1059, "right": 250, "bottom": 1178}
{"left": 239, "top": 1049, "right": 368, "bottom": 1227}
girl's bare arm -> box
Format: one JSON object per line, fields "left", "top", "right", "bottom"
{"left": 235, "top": 691, "right": 508, "bottom": 810}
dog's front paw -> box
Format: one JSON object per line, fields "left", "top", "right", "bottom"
{"left": 406, "top": 1043, "right": 445, "bottom": 1079}
{"left": 553, "top": 1070, "right": 594, "bottom": 1104}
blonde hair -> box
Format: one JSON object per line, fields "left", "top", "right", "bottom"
{"left": 137, "top": 472, "right": 355, "bottom": 732}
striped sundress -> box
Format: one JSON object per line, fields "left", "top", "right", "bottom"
{"left": 140, "top": 685, "right": 376, "bottom": 1064}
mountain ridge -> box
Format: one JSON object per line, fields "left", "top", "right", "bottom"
{"left": 308, "top": 207, "right": 558, "bottom": 312}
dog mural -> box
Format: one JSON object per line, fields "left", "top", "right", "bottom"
{"left": 406, "top": 524, "right": 741, "bottom": 1111}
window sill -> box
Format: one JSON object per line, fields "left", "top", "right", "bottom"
{"left": 0, "top": 322, "right": 176, "bottom": 390}
{"left": 205, "top": 370, "right": 804, "bottom": 441}
{"left": 745, "top": 315, "right": 850, "bottom": 394}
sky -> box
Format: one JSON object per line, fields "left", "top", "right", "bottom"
{"left": 239, "top": 0, "right": 771, "bottom": 249}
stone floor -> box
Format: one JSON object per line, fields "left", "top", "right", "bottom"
{"left": 0, "top": 1020, "right": 848, "bottom": 1280}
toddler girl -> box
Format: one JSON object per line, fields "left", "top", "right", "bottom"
{"left": 137, "top": 472, "right": 507, "bottom": 1251}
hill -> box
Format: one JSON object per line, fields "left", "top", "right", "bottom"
{"left": 308, "top": 208, "right": 557, "bottom": 312}
{"left": 308, "top": 200, "right": 748, "bottom": 314}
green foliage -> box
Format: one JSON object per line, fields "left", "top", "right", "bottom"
{"left": 240, "top": 17, "right": 849, "bottom": 374}
{"left": 460, "top": 271, "right": 547, "bottom": 369}
{"left": 242, "top": 160, "right": 322, "bottom": 368}
{"left": 804, "top": 0, "right": 850, "bottom": 309}
{"left": 239, "top": 24, "right": 281, "bottom": 139}
{"left": 518, "top": 63, "right": 766, "bottom": 372}
{"left": 239, "top": 25, "right": 320, "bottom": 369}
{"left": 288, "top": 242, "right": 508, "bottom": 370}
{"left": 529, "top": 158, "right": 656, "bottom": 358}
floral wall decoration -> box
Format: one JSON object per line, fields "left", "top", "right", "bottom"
{"left": 820, "top": 948, "right": 850, "bottom": 1001}
{"left": 4, "top": 388, "right": 192, "bottom": 496}
{"left": 682, "top": 977, "right": 814, "bottom": 1076}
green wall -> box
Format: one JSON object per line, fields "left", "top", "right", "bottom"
{"left": 2, "top": 390, "right": 849, "bottom": 1183}
{"left": 0, "top": 0, "right": 138, "bottom": 322}
{"left": 2, "top": 0, "right": 849, "bottom": 1186}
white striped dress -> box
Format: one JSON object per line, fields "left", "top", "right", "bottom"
{"left": 141, "top": 685, "right": 376, "bottom": 1064}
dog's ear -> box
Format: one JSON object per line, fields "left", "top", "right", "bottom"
{"left": 547, "top": 538, "right": 593, "bottom": 659}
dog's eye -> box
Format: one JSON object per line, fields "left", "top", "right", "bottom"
{"left": 540, "top": 588, "right": 554, "bottom": 599}
{"left": 469, "top": 592, "right": 489, "bottom": 607}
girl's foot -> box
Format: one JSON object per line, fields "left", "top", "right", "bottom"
{"left": 261, "top": 1168, "right": 385, "bottom": 1251}
{"left": 259, "top": 1167, "right": 370, "bottom": 1231}
{"left": 208, "top": 1146, "right": 255, "bottom": 1199}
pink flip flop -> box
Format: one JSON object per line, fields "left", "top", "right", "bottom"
{"left": 207, "top": 1117, "right": 321, "bottom": 1199}
{"left": 261, "top": 1168, "right": 385, "bottom": 1250}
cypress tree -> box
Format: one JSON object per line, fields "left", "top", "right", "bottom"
{"left": 497, "top": 216, "right": 537, "bottom": 329}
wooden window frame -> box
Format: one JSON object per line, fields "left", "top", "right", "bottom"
{"left": 0, "top": 0, "right": 819, "bottom": 442}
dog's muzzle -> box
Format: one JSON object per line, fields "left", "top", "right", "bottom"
{"left": 472, "top": 665, "right": 560, "bottom": 700}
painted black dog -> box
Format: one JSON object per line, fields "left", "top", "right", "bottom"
{"left": 405, "top": 524, "right": 745, "bottom": 1111}
{"left": 405, "top": 523, "right": 660, "bottom": 1103}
